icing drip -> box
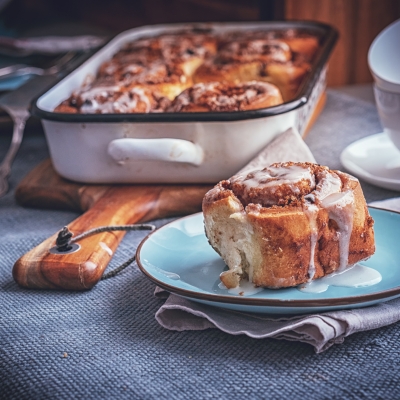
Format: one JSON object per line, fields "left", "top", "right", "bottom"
{"left": 321, "top": 190, "right": 355, "bottom": 272}
{"left": 314, "top": 170, "right": 342, "bottom": 200}
{"left": 302, "top": 168, "right": 342, "bottom": 280}
{"left": 302, "top": 202, "right": 319, "bottom": 280}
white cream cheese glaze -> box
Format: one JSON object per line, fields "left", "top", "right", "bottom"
{"left": 79, "top": 86, "right": 152, "bottom": 114}
{"left": 302, "top": 202, "right": 319, "bottom": 280}
{"left": 235, "top": 164, "right": 315, "bottom": 197}
{"left": 320, "top": 190, "right": 355, "bottom": 272}
{"left": 298, "top": 263, "right": 381, "bottom": 293}
{"left": 217, "top": 264, "right": 381, "bottom": 296}
{"left": 218, "top": 280, "right": 264, "bottom": 296}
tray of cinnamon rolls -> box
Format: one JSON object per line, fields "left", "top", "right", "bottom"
{"left": 31, "top": 22, "right": 337, "bottom": 184}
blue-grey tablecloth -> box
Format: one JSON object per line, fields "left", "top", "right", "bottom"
{"left": 1, "top": 90, "right": 400, "bottom": 399}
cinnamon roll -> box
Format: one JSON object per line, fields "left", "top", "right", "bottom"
{"left": 202, "top": 162, "right": 375, "bottom": 289}
{"left": 193, "top": 38, "right": 310, "bottom": 101}
{"left": 168, "top": 81, "right": 283, "bottom": 112}
{"left": 102, "top": 32, "right": 217, "bottom": 79}
{"left": 98, "top": 59, "right": 191, "bottom": 100}
{"left": 193, "top": 39, "right": 291, "bottom": 83}
{"left": 220, "top": 29, "right": 320, "bottom": 62}
{"left": 218, "top": 39, "right": 292, "bottom": 64}
{"left": 117, "top": 32, "right": 217, "bottom": 60}
{"left": 263, "top": 57, "right": 311, "bottom": 102}
{"left": 54, "top": 80, "right": 170, "bottom": 114}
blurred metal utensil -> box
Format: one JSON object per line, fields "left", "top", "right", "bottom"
{"left": 0, "top": 75, "right": 59, "bottom": 197}
{"left": 0, "top": 35, "right": 106, "bottom": 57}
{"left": 0, "top": 51, "right": 78, "bottom": 80}
{"left": 0, "top": 49, "right": 89, "bottom": 196}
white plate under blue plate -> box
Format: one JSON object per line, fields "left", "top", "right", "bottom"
{"left": 341, "top": 132, "right": 400, "bottom": 191}
{"left": 137, "top": 208, "right": 400, "bottom": 314}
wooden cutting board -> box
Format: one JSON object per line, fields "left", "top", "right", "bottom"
{"left": 13, "top": 159, "right": 212, "bottom": 290}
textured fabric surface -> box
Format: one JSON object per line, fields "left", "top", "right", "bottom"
{"left": 1, "top": 90, "right": 400, "bottom": 399}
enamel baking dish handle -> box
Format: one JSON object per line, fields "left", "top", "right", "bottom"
{"left": 107, "top": 138, "right": 204, "bottom": 166}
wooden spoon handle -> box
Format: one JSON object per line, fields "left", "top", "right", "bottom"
{"left": 13, "top": 184, "right": 210, "bottom": 290}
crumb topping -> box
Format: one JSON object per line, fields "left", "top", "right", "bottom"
{"left": 169, "top": 81, "right": 281, "bottom": 112}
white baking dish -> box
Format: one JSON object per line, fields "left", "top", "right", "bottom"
{"left": 32, "top": 21, "right": 337, "bottom": 184}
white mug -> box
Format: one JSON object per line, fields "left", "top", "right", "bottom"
{"left": 373, "top": 84, "right": 400, "bottom": 151}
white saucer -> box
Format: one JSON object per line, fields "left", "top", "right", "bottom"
{"left": 340, "top": 132, "right": 400, "bottom": 191}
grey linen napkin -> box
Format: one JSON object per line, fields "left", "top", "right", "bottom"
{"left": 152, "top": 130, "right": 400, "bottom": 353}
{"left": 154, "top": 287, "right": 400, "bottom": 353}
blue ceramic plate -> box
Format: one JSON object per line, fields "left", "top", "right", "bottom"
{"left": 137, "top": 207, "right": 400, "bottom": 314}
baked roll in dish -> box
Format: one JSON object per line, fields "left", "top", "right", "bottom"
{"left": 193, "top": 39, "right": 310, "bottom": 101}
{"left": 193, "top": 39, "right": 291, "bottom": 84}
{"left": 168, "top": 81, "right": 283, "bottom": 112}
{"left": 110, "top": 32, "right": 218, "bottom": 76}
{"left": 98, "top": 59, "right": 191, "bottom": 100}
{"left": 54, "top": 80, "right": 170, "bottom": 114}
{"left": 96, "top": 31, "right": 218, "bottom": 99}
{"left": 202, "top": 162, "right": 375, "bottom": 289}
{"left": 264, "top": 57, "right": 311, "bottom": 102}
{"left": 218, "top": 39, "right": 292, "bottom": 64}
{"left": 220, "top": 29, "right": 320, "bottom": 62}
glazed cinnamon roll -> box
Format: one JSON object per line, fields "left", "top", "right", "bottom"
{"left": 220, "top": 29, "right": 320, "bottom": 62}
{"left": 103, "top": 32, "right": 217, "bottom": 78}
{"left": 54, "top": 80, "right": 170, "bottom": 114}
{"left": 193, "top": 39, "right": 290, "bottom": 83}
{"left": 168, "top": 81, "right": 283, "bottom": 112}
{"left": 97, "top": 59, "right": 191, "bottom": 100}
{"left": 202, "top": 162, "right": 375, "bottom": 289}
{"left": 263, "top": 57, "right": 311, "bottom": 101}
{"left": 218, "top": 39, "right": 292, "bottom": 64}
{"left": 117, "top": 32, "right": 217, "bottom": 60}
{"left": 193, "top": 38, "right": 310, "bottom": 101}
